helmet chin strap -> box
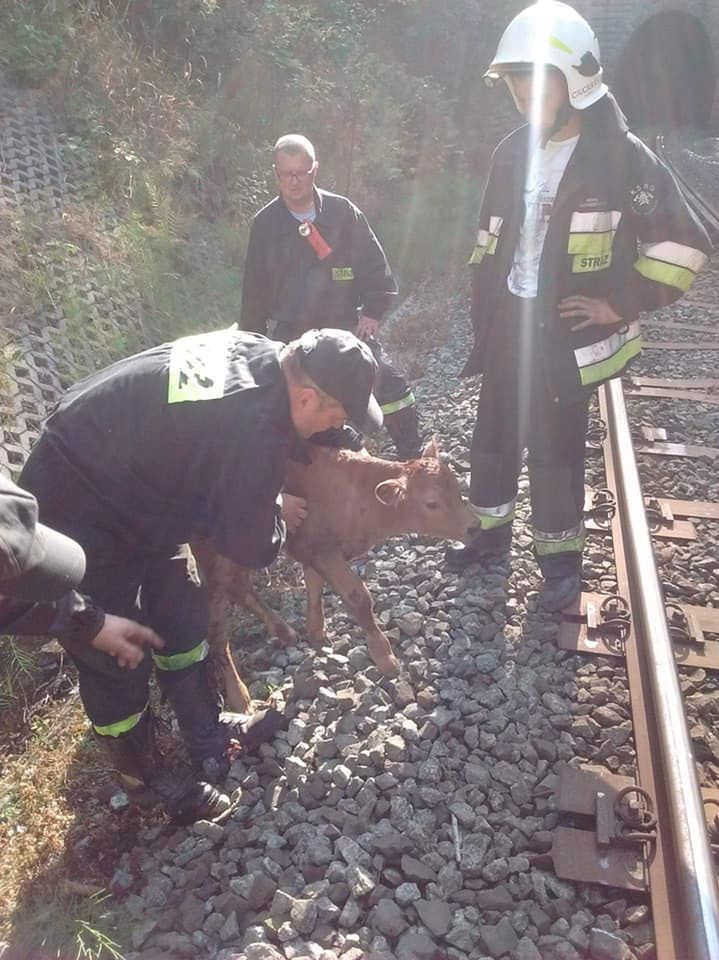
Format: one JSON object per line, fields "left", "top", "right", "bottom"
{"left": 541, "top": 101, "right": 575, "bottom": 145}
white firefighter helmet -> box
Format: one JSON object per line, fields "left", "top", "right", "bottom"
{"left": 484, "top": 1, "right": 607, "bottom": 110}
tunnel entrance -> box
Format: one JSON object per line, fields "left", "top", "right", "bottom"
{"left": 614, "top": 11, "right": 715, "bottom": 128}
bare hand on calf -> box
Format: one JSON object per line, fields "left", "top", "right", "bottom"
{"left": 281, "top": 493, "right": 308, "bottom": 533}
{"left": 357, "top": 315, "right": 380, "bottom": 340}
{"left": 559, "top": 296, "right": 623, "bottom": 332}
{"left": 91, "top": 614, "right": 164, "bottom": 668}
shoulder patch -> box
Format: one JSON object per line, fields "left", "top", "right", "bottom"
{"left": 630, "top": 182, "right": 658, "bottom": 216}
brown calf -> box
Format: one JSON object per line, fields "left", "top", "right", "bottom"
{"left": 197, "top": 439, "right": 476, "bottom": 712}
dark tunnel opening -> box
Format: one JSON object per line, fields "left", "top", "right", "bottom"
{"left": 613, "top": 11, "right": 716, "bottom": 129}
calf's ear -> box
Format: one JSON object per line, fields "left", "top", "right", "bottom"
{"left": 422, "top": 436, "right": 441, "bottom": 460}
{"left": 375, "top": 477, "right": 406, "bottom": 507}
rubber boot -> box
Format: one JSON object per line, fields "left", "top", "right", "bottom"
{"left": 445, "top": 524, "right": 513, "bottom": 570}
{"left": 538, "top": 571, "right": 582, "bottom": 613}
{"left": 384, "top": 404, "right": 422, "bottom": 460}
{"left": 98, "top": 710, "right": 232, "bottom": 824}
{"left": 157, "top": 659, "right": 286, "bottom": 782}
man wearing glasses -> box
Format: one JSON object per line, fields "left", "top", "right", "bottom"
{"left": 240, "top": 134, "right": 422, "bottom": 460}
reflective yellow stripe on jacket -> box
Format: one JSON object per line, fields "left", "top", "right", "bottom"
{"left": 634, "top": 240, "right": 708, "bottom": 293}
{"left": 574, "top": 320, "right": 642, "bottom": 387}
{"left": 469, "top": 216, "right": 503, "bottom": 265}
{"left": 167, "top": 326, "right": 235, "bottom": 404}
{"left": 568, "top": 210, "right": 621, "bottom": 273}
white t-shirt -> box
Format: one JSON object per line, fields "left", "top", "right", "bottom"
{"left": 507, "top": 134, "right": 579, "bottom": 299}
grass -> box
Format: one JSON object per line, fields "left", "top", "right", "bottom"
{"left": 0, "top": 689, "right": 135, "bottom": 960}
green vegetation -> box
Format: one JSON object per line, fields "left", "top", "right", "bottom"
{"left": 0, "top": 0, "right": 513, "bottom": 375}
{"left": 0, "top": 6, "right": 515, "bottom": 953}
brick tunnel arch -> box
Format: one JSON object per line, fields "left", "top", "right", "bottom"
{"left": 613, "top": 10, "right": 715, "bottom": 128}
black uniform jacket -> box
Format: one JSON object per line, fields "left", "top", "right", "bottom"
{"left": 240, "top": 187, "right": 397, "bottom": 337}
{"left": 463, "top": 93, "right": 711, "bottom": 404}
{"left": 20, "top": 329, "right": 291, "bottom": 568}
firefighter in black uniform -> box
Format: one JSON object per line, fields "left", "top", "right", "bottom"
{"left": 1, "top": 474, "right": 162, "bottom": 668}
{"left": 240, "top": 134, "right": 422, "bottom": 460}
{"left": 19, "top": 327, "right": 383, "bottom": 821}
{"left": 446, "top": 1, "right": 711, "bottom": 612}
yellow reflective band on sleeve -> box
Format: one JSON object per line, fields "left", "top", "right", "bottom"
{"left": 640, "top": 240, "right": 708, "bottom": 272}
{"left": 468, "top": 221, "right": 501, "bottom": 265}
{"left": 577, "top": 333, "right": 642, "bottom": 387}
{"left": 93, "top": 706, "right": 147, "bottom": 739}
{"left": 634, "top": 256, "right": 697, "bottom": 292}
{"left": 381, "top": 392, "right": 416, "bottom": 415}
{"left": 332, "top": 267, "right": 354, "bottom": 281}
{"left": 533, "top": 523, "right": 585, "bottom": 556}
{"left": 153, "top": 639, "right": 209, "bottom": 672}
{"left": 168, "top": 326, "right": 235, "bottom": 404}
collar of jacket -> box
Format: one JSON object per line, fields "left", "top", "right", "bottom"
{"left": 277, "top": 185, "right": 326, "bottom": 222}
{"left": 508, "top": 92, "right": 629, "bottom": 203}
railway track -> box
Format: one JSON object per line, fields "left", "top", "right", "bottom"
{"left": 3, "top": 83, "right": 719, "bottom": 958}
{"left": 549, "top": 131, "right": 719, "bottom": 959}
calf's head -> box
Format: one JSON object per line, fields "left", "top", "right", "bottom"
{"left": 374, "top": 438, "right": 477, "bottom": 543}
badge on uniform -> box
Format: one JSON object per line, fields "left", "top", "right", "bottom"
{"left": 630, "top": 183, "right": 658, "bottom": 216}
{"left": 299, "top": 220, "right": 332, "bottom": 260}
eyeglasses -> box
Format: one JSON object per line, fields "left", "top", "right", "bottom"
{"left": 274, "top": 165, "right": 316, "bottom": 183}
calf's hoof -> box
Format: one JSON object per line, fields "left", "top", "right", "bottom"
{"left": 307, "top": 627, "right": 327, "bottom": 650}
{"left": 273, "top": 621, "right": 297, "bottom": 647}
{"left": 222, "top": 686, "right": 253, "bottom": 715}
{"left": 367, "top": 637, "right": 400, "bottom": 678}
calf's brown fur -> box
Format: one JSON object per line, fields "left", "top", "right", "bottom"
{"left": 198, "top": 439, "right": 475, "bottom": 712}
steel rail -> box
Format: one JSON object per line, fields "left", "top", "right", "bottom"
{"left": 603, "top": 378, "right": 719, "bottom": 960}
{"left": 656, "top": 134, "right": 719, "bottom": 240}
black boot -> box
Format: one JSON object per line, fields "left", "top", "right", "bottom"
{"left": 98, "top": 710, "right": 232, "bottom": 823}
{"left": 445, "top": 524, "right": 513, "bottom": 570}
{"left": 538, "top": 571, "right": 582, "bottom": 612}
{"left": 158, "top": 659, "right": 286, "bottom": 781}
{"left": 384, "top": 404, "right": 422, "bottom": 460}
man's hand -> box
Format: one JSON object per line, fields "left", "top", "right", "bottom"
{"left": 91, "top": 615, "right": 164, "bottom": 669}
{"left": 357, "top": 315, "right": 380, "bottom": 340}
{"left": 559, "top": 296, "right": 623, "bottom": 332}
{"left": 281, "top": 493, "right": 308, "bottom": 534}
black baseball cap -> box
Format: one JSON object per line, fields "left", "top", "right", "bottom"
{"left": 0, "top": 475, "right": 86, "bottom": 602}
{"left": 297, "top": 328, "right": 383, "bottom": 433}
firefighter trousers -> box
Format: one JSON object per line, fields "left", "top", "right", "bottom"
{"left": 19, "top": 445, "right": 210, "bottom": 736}
{"left": 468, "top": 293, "right": 589, "bottom": 577}
{"left": 364, "top": 337, "right": 422, "bottom": 459}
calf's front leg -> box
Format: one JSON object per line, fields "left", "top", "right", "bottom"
{"left": 308, "top": 553, "right": 400, "bottom": 678}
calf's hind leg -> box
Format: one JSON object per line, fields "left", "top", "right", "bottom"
{"left": 206, "top": 589, "right": 253, "bottom": 714}
{"left": 308, "top": 553, "right": 399, "bottom": 678}
{"left": 304, "top": 565, "right": 327, "bottom": 648}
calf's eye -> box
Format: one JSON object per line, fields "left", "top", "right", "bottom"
{"left": 425, "top": 501, "right": 440, "bottom": 510}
